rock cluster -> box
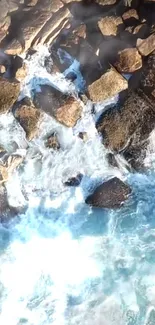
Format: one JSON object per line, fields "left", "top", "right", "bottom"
{"left": 0, "top": 0, "right": 155, "bottom": 214}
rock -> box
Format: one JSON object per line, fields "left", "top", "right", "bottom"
{"left": 0, "top": 65, "right": 6, "bottom": 74}
{"left": 32, "top": 7, "right": 71, "bottom": 47}
{"left": 96, "top": 0, "right": 118, "bottom": 4}
{"left": 96, "top": 90, "right": 155, "bottom": 168}
{"left": 0, "top": 154, "right": 23, "bottom": 184}
{"left": 0, "top": 77, "right": 20, "bottom": 114}
{"left": 122, "top": 9, "right": 139, "bottom": 26}
{"left": 98, "top": 16, "right": 124, "bottom": 36}
{"left": 87, "top": 67, "right": 128, "bottom": 102}
{"left": 5, "top": 1, "right": 61, "bottom": 55}
{"left": 34, "top": 85, "right": 82, "bottom": 127}
{"left": 14, "top": 102, "right": 41, "bottom": 140}
{"left": 64, "top": 173, "right": 83, "bottom": 186}
{"left": 78, "top": 131, "right": 88, "bottom": 142}
{"left": 85, "top": 177, "right": 131, "bottom": 209}
{"left": 45, "top": 133, "right": 60, "bottom": 150}
{"left": 114, "top": 48, "right": 142, "bottom": 73}
{"left": 15, "top": 63, "right": 27, "bottom": 81}
{"left": 138, "top": 51, "right": 155, "bottom": 100}
{"left": 137, "top": 34, "right": 155, "bottom": 56}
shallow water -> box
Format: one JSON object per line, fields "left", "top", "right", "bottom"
{"left": 0, "top": 46, "right": 155, "bottom": 325}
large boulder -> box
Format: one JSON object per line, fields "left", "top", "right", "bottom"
{"left": 34, "top": 85, "right": 82, "bottom": 127}
{"left": 85, "top": 177, "right": 131, "bottom": 208}
{"left": 0, "top": 77, "right": 20, "bottom": 114}
{"left": 87, "top": 67, "right": 128, "bottom": 102}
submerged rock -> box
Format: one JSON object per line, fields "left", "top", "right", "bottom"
{"left": 0, "top": 154, "right": 23, "bottom": 184}
{"left": 87, "top": 67, "right": 128, "bottom": 102}
{"left": 34, "top": 85, "right": 82, "bottom": 127}
{"left": 0, "top": 77, "right": 20, "bottom": 114}
{"left": 64, "top": 173, "right": 83, "bottom": 186}
{"left": 85, "top": 177, "right": 131, "bottom": 208}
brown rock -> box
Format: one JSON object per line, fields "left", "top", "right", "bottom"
{"left": 5, "top": 2, "right": 58, "bottom": 55}
{"left": 0, "top": 77, "right": 20, "bottom": 114}
{"left": 32, "top": 8, "right": 70, "bottom": 47}
{"left": 115, "top": 48, "right": 142, "bottom": 73}
{"left": 85, "top": 177, "right": 131, "bottom": 209}
{"left": 98, "top": 16, "right": 124, "bottom": 36}
{"left": 14, "top": 103, "right": 41, "bottom": 140}
{"left": 96, "top": 0, "right": 118, "bottom": 4}
{"left": 87, "top": 67, "right": 128, "bottom": 102}
{"left": 15, "top": 63, "right": 27, "bottom": 81}
{"left": 45, "top": 133, "right": 60, "bottom": 150}
{"left": 0, "top": 154, "right": 23, "bottom": 184}
{"left": 34, "top": 85, "right": 82, "bottom": 127}
{"left": 122, "top": 9, "right": 139, "bottom": 22}
{"left": 0, "top": 65, "right": 6, "bottom": 74}
{"left": 137, "top": 34, "right": 155, "bottom": 56}
{"left": 138, "top": 52, "right": 155, "bottom": 100}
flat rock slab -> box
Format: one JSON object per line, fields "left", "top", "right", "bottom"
{"left": 85, "top": 177, "right": 131, "bottom": 208}
{"left": 34, "top": 85, "right": 82, "bottom": 127}
{"left": 87, "top": 67, "right": 128, "bottom": 102}
{"left": 0, "top": 77, "right": 20, "bottom": 114}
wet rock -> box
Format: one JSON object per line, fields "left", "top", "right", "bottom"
{"left": 0, "top": 77, "right": 20, "bottom": 114}
{"left": 64, "top": 173, "right": 83, "bottom": 187}
{"left": 0, "top": 154, "right": 23, "bottom": 184}
{"left": 137, "top": 34, "right": 155, "bottom": 56}
{"left": 96, "top": 90, "right": 155, "bottom": 168}
{"left": 98, "top": 16, "right": 124, "bottom": 36}
{"left": 14, "top": 102, "right": 42, "bottom": 140}
{"left": 34, "top": 85, "right": 82, "bottom": 127}
{"left": 106, "top": 152, "right": 119, "bottom": 168}
{"left": 138, "top": 51, "right": 155, "bottom": 100}
{"left": 45, "top": 133, "right": 60, "bottom": 150}
{"left": 87, "top": 67, "right": 128, "bottom": 102}
{"left": 78, "top": 131, "right": 88, "bottom": 142}
{"left": 85, "top": 177, "right": 131, "bottom": 209}
{"left": 114, "top": 48, "right": 142, "bottom": 73}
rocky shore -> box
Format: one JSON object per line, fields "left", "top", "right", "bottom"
{"left": 0, "top": 0, "right": 155, "bottom": 216}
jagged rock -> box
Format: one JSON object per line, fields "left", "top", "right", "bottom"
{"left": 87, "top": 67, "right": 128, "bottom": 102}
{"left": 85, "top": 177, "right": 131, "bottom": 209}
{"left": 64, "top": 173, "right": 83, "bottom": 186}
{"left": 45, "top": 133, "right": 60, "bottom": 150}
{"left": 78, "top": 131, "right": 88, "bottom": 142}
{"left": 0, "top": 154, "right": 23, "bottom": 184}
{"left": 0, "top": 77, "right": 20, "bottom": 114}
{"left": 137, "top": 34, "right": 155, "bottom": 56}
{"left": 14, "top": 103, "right": 41, "bottom": 140}
{"left": 114, "top": 48, "right": 142, "bottom": 73}
{"left": 98, "top": 16, "right": 124, "bottom": 36}
{"left": 96, "top": 90, "right": 155, "bottom": 168}
{"left": 34, "top": 85, "right": 82, "bottom": 127}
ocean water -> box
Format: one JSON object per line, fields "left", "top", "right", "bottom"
{"left": 0, "top": 46, "right": 155, "bottom": 325}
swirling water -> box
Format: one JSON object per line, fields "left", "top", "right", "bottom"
{"left": 0, "top": 46, "right": 155, "bottom": 325}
